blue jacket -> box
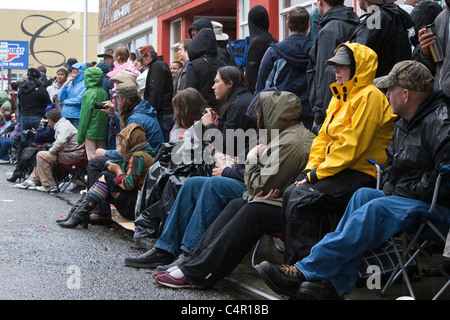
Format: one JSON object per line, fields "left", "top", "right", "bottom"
{"left": 255, "top": 33, "right": 313, "bottom": 129}
{"left": 105, "top": 99, "right": 164, "bottom": 159}
{"left": 58, "top": 63, "right": 87, "bottom": 119}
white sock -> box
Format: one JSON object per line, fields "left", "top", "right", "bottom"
{"left": 169, "top": 267, "right": 185, "bottom": 279}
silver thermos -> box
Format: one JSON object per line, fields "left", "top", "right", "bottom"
{"left": 425, "top": 23, "right": 444, "bottom": 63}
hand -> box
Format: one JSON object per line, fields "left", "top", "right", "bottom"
{"left": 247, "top": 144, "right": 266, "bottom": 160}
{"left": 418, "top": 27, "right": 436, "bottom": 57}
{"left": 254, "top": 189, "right": 280, "bottom": 200}
{"left": 95, "top": 148, "right": 106, "bottom": 157}
{"left": 100, "top": 101, "right": 116, "bottom": 116}
{"left": 106, "top": 161, "right": 122, "bottom": 175}
{"left": 212, "top": 164, "right": 227, "bottom": 176}
{"left": 65, "top": 76, "right": 74, "bottom": 85}
{"left": 294, "top": 179, "right": 307, "bottom": 186}
{"left": 201, "top": 108, "right": 216, "bottom": 127}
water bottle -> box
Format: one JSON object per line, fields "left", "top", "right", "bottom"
{"left": 425, "top": 23, "right": 444, "bottom": 63}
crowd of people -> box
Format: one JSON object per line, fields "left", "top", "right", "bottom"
{"left": 1, "top": 0, "right": 449, "bottom": 300}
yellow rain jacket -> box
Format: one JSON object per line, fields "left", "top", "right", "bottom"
{"left": 305, "top": 43, "right": 396, "bottom": 182}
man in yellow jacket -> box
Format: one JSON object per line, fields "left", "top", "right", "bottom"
{"left": 281, "top": 43, "right": 397, "bottom": 268}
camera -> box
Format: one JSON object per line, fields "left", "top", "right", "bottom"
{"left": 39, "top": 119, "right": 48, "bottom": 128}
{"left": 93, "top": 102, "right": 107, "bottom": 109}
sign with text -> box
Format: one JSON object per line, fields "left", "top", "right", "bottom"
{"left": 0, "top": 41, "right": 29, "bottom": 70}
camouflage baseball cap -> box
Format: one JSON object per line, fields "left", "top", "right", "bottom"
{"left": 374, "top": 60, "right": 434, "bottom": 92}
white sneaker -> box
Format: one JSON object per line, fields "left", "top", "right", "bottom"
{"left": 36, "top": 185, "right": 57, "bottom": 192}
{"left": 14, "top": 179, "right": 36, "bottom": 189}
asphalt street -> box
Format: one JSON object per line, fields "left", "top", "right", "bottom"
{"left": 0, "top": 163, "right": 271, "bottom": 301}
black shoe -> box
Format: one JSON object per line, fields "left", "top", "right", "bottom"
{"left": 296, "top": 280, "right": 340, "bottom": 300}
{"left": 6, "top": 169, "right": 23, "bottom": 183}
{"left": 256, "top": 261, "right": 305, "bottom": 298}
{"left": 155, "top": 253, "right": 188, "bottom": 272}
{"left": 124, "top": 248, "right": 174, "bottom": 268}
{"left": 422, "top": 259, "right": 450, "bottom": 277}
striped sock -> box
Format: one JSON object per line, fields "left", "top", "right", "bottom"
{"left": 87, "top": 181, "right": 108, "bottom": 202}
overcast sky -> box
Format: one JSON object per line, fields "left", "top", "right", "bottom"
{"left": 0, "top": 0, "right": 99, "bottom": 12}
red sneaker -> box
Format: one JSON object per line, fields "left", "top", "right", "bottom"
{"left": 156, "top": 272, "right": 194, "bottom": 289}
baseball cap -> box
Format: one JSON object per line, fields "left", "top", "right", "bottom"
{"left": 113, "top": 82, "right": 140, "bottom": 99}
{"left": 326, "top": 46, "right": 351, "bottom": 66}
{"left": 374, "top": 60, "right": 434, "bottom": 92}
{"left": 136, "top": 45, "right": 153, "bottom": 62}
{"left": 63, "top": 57, "right": 78, "bottom": 69}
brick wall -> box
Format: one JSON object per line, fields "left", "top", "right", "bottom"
{"left": 99, "top": 0, "right": 187, "bottom": 42}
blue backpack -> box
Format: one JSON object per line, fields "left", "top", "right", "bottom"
{"left": 228, "top": 36, "right": 249, "bottom": 68}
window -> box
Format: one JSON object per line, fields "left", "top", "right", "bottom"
{"left": 239, "top": 0, "right": 250, "bottom": 38}
{"left": 280, "top": 0, "right": 318, "bottom": 40}
{"left": 170, "top": 19, "right": 182, "bottom": 62}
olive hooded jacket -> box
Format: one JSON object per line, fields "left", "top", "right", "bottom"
{"left": 243, "top": 90, "right": 316, "bottom": 207}
{"left": 305, "top": 43, "right": 396, "bottom": 183}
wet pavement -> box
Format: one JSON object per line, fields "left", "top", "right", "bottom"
{"left": 1, "top": 163, "right": 449, "bottom": 301}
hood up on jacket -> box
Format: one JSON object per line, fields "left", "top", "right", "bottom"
{"left": 248, "top": 5, "right": 271, "bottom": 38}
{"left": 188, "top": 18, "right": 213, "bottom": 38}
{"left": 71, "top": 62, "right": 87, "bottom": 84}
{"left": 187, "top": 28, "right": 217, "bottom": 61}
{"left": 84, "top": 67, "right": 104, "bottom": 90}
{"left": 319, "top": 5, "right": 360, "bottom": 29}
{"left": 117, "top": 123, "right": 148, "bottom": 153}
{"left": 257, "top": 90, "right": 302, "bottom": 144}
{"left": 329, "top": 43, "right": 378, "bottom": 101}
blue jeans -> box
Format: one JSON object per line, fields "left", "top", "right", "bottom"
{"left": 295, "top": 187, "right": 450, "bottom": 297}
{"left": 0, "top": 137, "right": 12, "bottom": 160}
{"left": 155, "top": 176, "right": 246, "bottom": 257}
{"left": 157, "top": 114, "right": 174, "bottom": 143}
{"left": 66, "top": 118, "right": 79, "bottom": 129}
{"left": 20, "top": 116, "right": 41, "bottom": 140}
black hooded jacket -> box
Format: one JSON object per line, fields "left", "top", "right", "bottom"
{"left": 307, "top": 5, "right": 360, "bottom": 131}
{"left": 185, "top": 28, "right": 226, "bottom": 110}
{"left": 351, "top": 4, "right": 413, "bottom": 77}
{"left": 245, "top": 5, "right": 277, "bottom": 94}
{"left": 18, "top": 80, "right": 52, "bottom": 117}
{"left": 382, "top": 89, "right": 450, "bottom": 208}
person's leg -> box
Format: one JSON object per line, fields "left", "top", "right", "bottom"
{"left": 32, "top": 151, "right": 57, "bottom": 186}
{"left": 283, "top": 170, "right": 375, "bottom": 264}
{"left": 179, "top": 177, "right": 246, "bottom": 254}
{"left": 179, "top": 202, "right": 282, "bottom": 289}
{"left": 295, "top": 189, "right": 436, "bottom": 297}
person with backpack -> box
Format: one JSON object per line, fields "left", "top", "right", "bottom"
{"left": 255, "top": 6, "right": 313, "bottom": 130}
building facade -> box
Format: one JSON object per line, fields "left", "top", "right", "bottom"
{"left": 98, "top": 0, "right": 360, "bottom": 65}
{"left": 1, "top": 8, "right": 98, "bottom": 83}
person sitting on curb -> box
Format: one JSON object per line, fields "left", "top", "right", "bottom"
{"left": 256, "top": 60, "right": 450, "bottom": 300}
{"left": 57, "top": 123, "right": 155, "bottom": 228}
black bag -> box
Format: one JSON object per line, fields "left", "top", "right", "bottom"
{"left": 133, "top": 141, "right": 214, "bottom": 239}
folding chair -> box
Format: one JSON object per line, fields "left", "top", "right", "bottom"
{"left": 52, "top": 144, "right": 88, "bottom": 193}
{"left": 378, "top": 165, "right": 450, "bottom": 300}
{"left": 251, "top": 233, "right": 284, "bottom": 269}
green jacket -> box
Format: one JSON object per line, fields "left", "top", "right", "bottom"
{"left": 78, "top": 67, "right": 109, "bottom": 144}
{"left": 242, "top": 91, "right": 316, "bottom": 207}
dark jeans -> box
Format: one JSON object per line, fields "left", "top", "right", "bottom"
{"left": 157, "top": 114, "right": 174, "bottom": 143}
{"left": 282, "top": 169, "right": 376, "bottom": 264}
{"left": 180, "top": 198, "right": 282, "bottom": 289}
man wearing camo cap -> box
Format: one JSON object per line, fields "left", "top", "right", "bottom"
{"left": 256, "top": 60, "right": 450, "bottom": 300}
